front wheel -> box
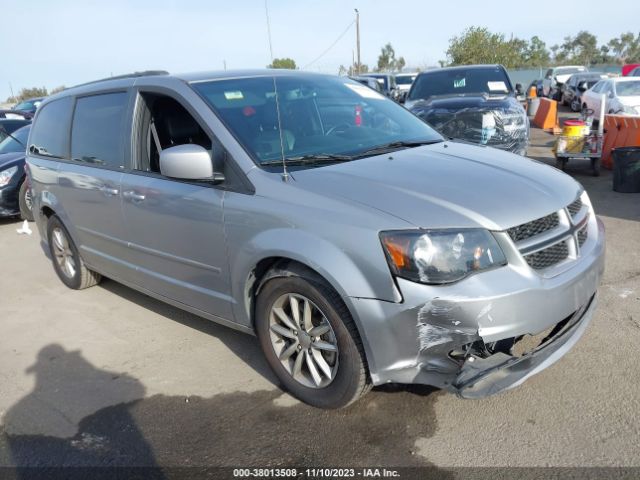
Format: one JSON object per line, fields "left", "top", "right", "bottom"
{"left": 18, "top": 182, "right": 34, "bottom": 222}
{"left": 571, "top": 97, "right": 581, "bottom": 112}
{"left": 255, "top": 271, "right": 371, "bottom": 408}
{"left": 47, "top": 215, "right": 102, "bottom": 290}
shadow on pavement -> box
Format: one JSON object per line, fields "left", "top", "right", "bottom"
{"left": 0, "top": 345, "right": 452, "bottom": 475}
{"left": 99, "top": 278, "right": 280, "bottom": 387}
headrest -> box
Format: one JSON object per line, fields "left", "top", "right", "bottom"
{"left": 163, "top": 109, "right": 200, "bottom": 141}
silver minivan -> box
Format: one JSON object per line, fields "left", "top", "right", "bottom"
{"left": 27, "top": 70, "right": 605, "bottom": 408}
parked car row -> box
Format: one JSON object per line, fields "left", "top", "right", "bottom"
{"left": 0, "top": 121, "right": 33, "bottom": 220}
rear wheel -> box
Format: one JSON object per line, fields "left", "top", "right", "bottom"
{"left": 255, "top": 271, "right": 371, "bottom": 408}
{"left": 47, "top": 215, "right": 101, "bottom": 289}
{"left": 18, "top": 182, "right": 34, "bottom": 222}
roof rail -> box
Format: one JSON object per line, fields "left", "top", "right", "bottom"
{"left": 71, "top": 70, "right": 169, "bottom": 89}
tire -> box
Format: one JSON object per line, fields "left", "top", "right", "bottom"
{"left": 255, "top": 271, "right": 371, "bottom": 409}
{"left": 555, "top": 158, "right": 567, "bottom": 171}
{"left": 47, "top": 215, "right": 101, "bottom": 290}
{"left": 591, "top": 157, "right": 601, "bottom": 177}
{"left": 18, "top": 181, "right": 34, "bottom": 222}
{"left": 571, "top": 97, "right": 581, "bottom": 112}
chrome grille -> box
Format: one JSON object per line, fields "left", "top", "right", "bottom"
{"left": 524, "top": 241, "right": 569, "bottom": 270}
{"left": 567, "top": 197, "right": 583, "bottom": 217}
{"left": 578, "top": 226, "right": 588, "bottom": 247}
{"left": 508, "top": 213, "right": 560, "bottom": 243}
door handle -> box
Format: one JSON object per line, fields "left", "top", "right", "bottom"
{"left": 123, "top": 190, "right": 146, "bottom": 202}
{"left": 99, "top": 186, "right": 119, "bottom": 196}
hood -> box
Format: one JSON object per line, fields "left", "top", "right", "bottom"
{"left": 555, "top": 74, "right": 574, "bottom": 84}
{"left": 0, "top": 152, "right": 26, "bottom": 169}
{"left": 407, "top": 93, "right": 517, "bottom": 111}
{"left": 407, "top": 95, "right": 528, "bottom": 154}
{"left": 619, "top": 96, "right": 640, "bottom": 107}
{"left": 291, "top": 141, "right": 580, "bottom": 231}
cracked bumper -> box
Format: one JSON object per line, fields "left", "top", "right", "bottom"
{"left": 348, "top": 216, "right": 605, "bottom": 397}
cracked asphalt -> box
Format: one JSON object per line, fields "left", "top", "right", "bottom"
{"left": 0, "top": 107, "right": 639, "bottom": 474}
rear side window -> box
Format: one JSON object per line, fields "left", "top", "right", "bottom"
{"left": 71, "top": 92, "right": 128, "bottom": 168}
{"left": 29, "top": 97, "right": 73, "bottom": 158}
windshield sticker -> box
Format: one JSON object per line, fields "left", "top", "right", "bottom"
{"left": 487, "top": 81, "right": 508, "bottom": 92}
{"left": 345, "top": 83, "right": 385, "bottom": 99}
{"left": 224, "top": 91, "right": 244, "bottom": 100}
{"left": 453, "top": 78, "right": 466, "bottom": 88}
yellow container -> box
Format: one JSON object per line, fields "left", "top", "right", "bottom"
{"left": 555, "top": 136, "right": 585, "bottom": 154}
{"left": 563, "top": 124, "right": 586, "bottom": 137}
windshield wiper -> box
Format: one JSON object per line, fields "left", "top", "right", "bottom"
{"left": 0, "top": 129, "right": 25, "bottom": 148}
{"left": 354, "top": 139, "right": 443, "bottom": 158}
{"left": 261, "top": 153, "right": 355, "bottom": 166}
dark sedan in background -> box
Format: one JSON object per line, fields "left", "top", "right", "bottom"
{"left": 0, "top": 123, "right": 33, "bottom": 220}
{"left": 561, "top": 72, "right": 608, "bottom": 112}
{"left": 405, "top": 65, "right": 529, "bottom": 155}
{"left": 12, "top": 97, "right": 44, "bottom": 115}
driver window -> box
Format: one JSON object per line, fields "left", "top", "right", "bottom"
{"left": 136, "top": 92, "right": 216, "bottom": 174}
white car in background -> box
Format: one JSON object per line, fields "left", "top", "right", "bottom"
{"left": 581, "top": 77, "right": 640, "bottom": 117}
{"left": 542, "top": 66, "right": 588, "bottom": 99}
{"left": 395, "top": 72, "right": 418, "bottom": 101}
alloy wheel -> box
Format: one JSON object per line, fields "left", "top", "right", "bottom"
{"left": 51, "top": 227, "right": 76, "bottom": 279}
{"left": 268, "top": 293, "right": 339, "bottom": 388}
{"left": 24, "top": 188, "right": 33, "bottom": 212}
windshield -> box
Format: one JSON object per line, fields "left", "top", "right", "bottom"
{"left": 616, "top": 81, "right": 640, "bottom": 97}
{"left": 408, "top": 67, "right": 512, "bottom": 101}
{"left": 0, "top": 125, "right": 29, "bottom": 154}
{"left": 14, "top": 100, "right": 40, "bottom": 111}
{"left": 396, "top": 75, "right": 416, "bottom": 85}
{"left": 193, "top": 75, "right": 443, "bottom": 166}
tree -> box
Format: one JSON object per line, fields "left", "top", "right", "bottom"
{"left": 338, "top": 62, "right": 369, "bottom": 76}
{"left": 524, "top": 36, "right": 550, "bottom": 67}
{"left": 267, "top": 58, "right": 297, "bottom": 69}
{"left": 7, "top": 86, "right": 48, "bottom": 103}
{"left": 445, "top": 27, "right": 527, "bottom": 68}
{"left": 50, "top": 85, "right": 66, "bottom": 95}
{"left": 556, "top": 31, "right": 599, "bottom": 65}
{"left": 376, "top": 43, "right": 405, "bottom": 72}
{"left": 608, "top": 32, "right": 640, "bottom": 64}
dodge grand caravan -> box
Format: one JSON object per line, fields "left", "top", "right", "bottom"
{"left": 27, "top": 70, "right": 605, "bottom": 408}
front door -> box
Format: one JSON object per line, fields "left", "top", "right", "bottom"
{"left": 120, "top": 91, "right": 234, "bottom": 320}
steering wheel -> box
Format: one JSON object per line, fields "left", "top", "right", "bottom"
{"left": 325, "top": 123, "right": 352, "bottom": 136}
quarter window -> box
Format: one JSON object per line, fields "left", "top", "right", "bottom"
{"left": 29, "top": 97, "right": 74, "bottom": 158}
{"left": 71, "top": 92, "right": 128, "bottom": 168}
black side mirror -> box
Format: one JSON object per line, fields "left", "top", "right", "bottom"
{"left": 515, "top": 83, "right": 523, "bottom": 95}
{"left": 577, "top": 82, "right": 587, "bottom": 92}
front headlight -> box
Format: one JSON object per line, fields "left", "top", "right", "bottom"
{"left": 0, "top": 166, "right": 18, "bottom": 187}
{"left": 380, "top": 229, "right": 507, "bottom": 285}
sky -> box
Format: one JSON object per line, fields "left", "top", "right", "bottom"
{"left": 1, "top": 0, "right": 638, "bottom": 101}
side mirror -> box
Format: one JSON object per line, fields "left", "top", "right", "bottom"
{"left": 159, "top": 144, "right": 224, "bottom": 184}
{"left": 515, "top": 83, "right": 523, "bottom": 95}
{"left": 577, "top": 82, "right": 587, "bottom": 92}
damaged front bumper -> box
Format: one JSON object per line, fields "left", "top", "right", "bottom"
{"left": 349, "top": 217, "right": 605, "bottom": 398}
